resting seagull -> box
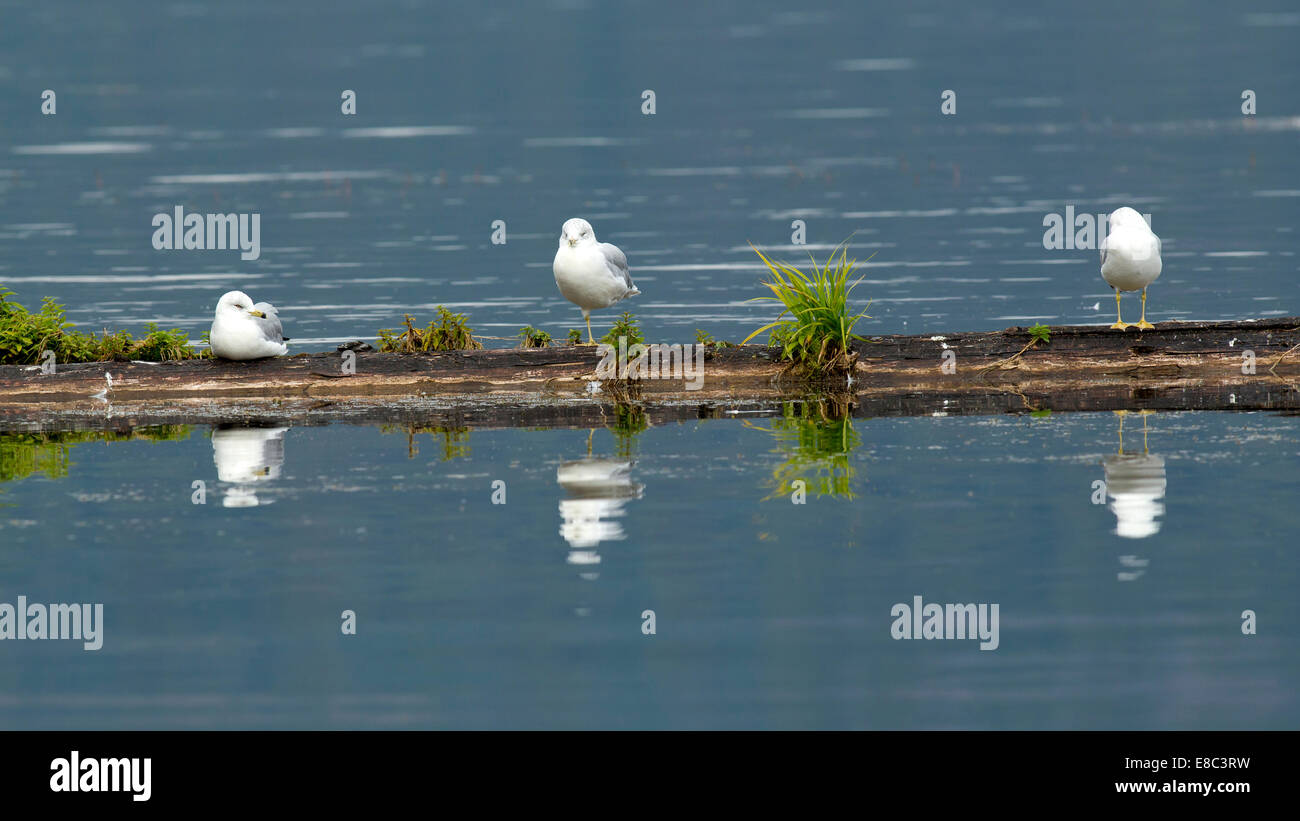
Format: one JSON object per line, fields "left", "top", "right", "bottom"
{"left": 553, "top": 218, "right": 640, "bottom": 343}
{"left": 210, "top": 290, "right": 289, "bottom": 360}
{"left": 1100, "top": 207, "right": 1162, "bottom": 330}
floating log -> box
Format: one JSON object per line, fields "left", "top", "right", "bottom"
{"left": 1, "top": 317, "right": 1297, "bottom": 430}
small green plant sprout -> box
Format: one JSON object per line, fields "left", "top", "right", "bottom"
{"left": 979, "top": 322, "right": 1052, "bottom": 373}
{"left": 516, "top": 325, "right": 552, "bottom": 348}
{"left": 376, "top": 307, "right": 484, "bottom": 353}
{"left": 566, "top": 328, "right": 583, "bottom": 346}
{"left": 741, "top": 241, "right": 874, "bottom": 376}
{"left": 694, "top": 329, "right": 715, "bottom": 347}
{"left": 599, "top": 311, "right": 644, "bottom": 348}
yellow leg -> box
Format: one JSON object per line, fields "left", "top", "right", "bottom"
{"left": 1110, "top": 289, "right": 1130, "bottom": 330}
{"left": 1134, "top": 288, "right": 1154, "bottom": 330}
{"left": 585, "top": 314, "right": 594, "bottom": 344}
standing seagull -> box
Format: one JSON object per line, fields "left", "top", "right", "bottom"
{"left": 553, "top": 218, "right": 640, "bottom": 343}
{"left": 210, "top": 291, "right": 289, "bottom": 360}
{"left": 1100, "top": 207, "right": 1162, "bottom": 330}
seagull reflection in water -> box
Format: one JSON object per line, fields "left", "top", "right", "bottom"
{"left": 211, "top": 426, "right": 289, "bottom": 508}
{"left": 556, "top": 452, "right": 644, "bottom": 579}
{"left": 1101, "top": 411, "right": 1166, "bottom": 580}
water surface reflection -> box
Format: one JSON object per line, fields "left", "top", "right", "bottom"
{"left": 211, "top": 426, "right": 289, "bottom": 508}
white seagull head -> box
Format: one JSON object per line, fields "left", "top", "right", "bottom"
{"left": 560, "top": 217, "right": 596, "bottom": 249}
{"left": 1107, "top": 207, "right": 1150, "bottom": 232}
{"left": 216, "top": 290, "right": 266, "bottom": 319}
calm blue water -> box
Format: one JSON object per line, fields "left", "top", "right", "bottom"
{"left": 0, "top": 410, "right": 1297, "bottom": 728}
{"left": 1, "top": 1, "right": 1299, "bottom": 728}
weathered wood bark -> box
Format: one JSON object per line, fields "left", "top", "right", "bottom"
{"left": 1, "top": 317, "right": 1297, "bottom": 430}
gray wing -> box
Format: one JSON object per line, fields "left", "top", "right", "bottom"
{"left": 252, "top": 302, "right": 285, "bottom": 342}
{"left": 599, "top": 242, "right": 636, "bottom": 291}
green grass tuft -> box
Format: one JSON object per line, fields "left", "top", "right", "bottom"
{"left": 741, "top": 241, "right": 873, "bottom": 376}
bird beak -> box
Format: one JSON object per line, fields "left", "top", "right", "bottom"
{"left": 248, "top": 310, "right": 266, "bottom": 318}
{"left": 567, "top": 238, "right": 577, "bottom": 247}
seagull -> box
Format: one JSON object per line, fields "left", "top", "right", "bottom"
{"left": 1100, "top": 207, "right": 1162, "bottom": 330}
{"left": 552, "top": 218, "right": 640, "bottom": 343}
{"left": 210, "top": 291, "right": 289, "bottom": 360}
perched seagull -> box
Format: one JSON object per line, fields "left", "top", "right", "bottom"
{"left": 210, "top": 291, "right": 289, "bottom": 360}
{"left": 1100, "top": 207, "right": 1162, "bottom": 330}
{"left": 552, "top": 218, "right": 640, "bottom": 343}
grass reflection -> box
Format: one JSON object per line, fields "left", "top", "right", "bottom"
{"left": 0, "top": 426, "right": 192, "bottom": 491}
{"left": 747, "top": 400, "right": 862, "bottom": 500}
{"left": 383, "top": 425, "right": 472, "bottom": 461}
